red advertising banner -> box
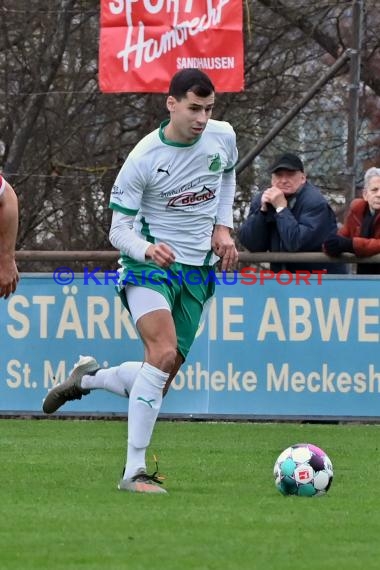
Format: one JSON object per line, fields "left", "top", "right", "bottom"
{"left": 99, "top": 0, "right": 244, "bottom": 93}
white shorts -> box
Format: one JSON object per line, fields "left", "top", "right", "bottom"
{"left": 125, "top": 285, "right": 170, "bottom": 324}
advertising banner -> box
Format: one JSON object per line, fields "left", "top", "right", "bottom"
{"left": 99, "top": 0, "right": 244, "bottom": 92}
{"left": 1, "top": 274, "right": 379, "bottom": 418}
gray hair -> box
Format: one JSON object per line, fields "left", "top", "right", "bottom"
{"left": 364, "top": 167, "right": 380, "bottom": 189}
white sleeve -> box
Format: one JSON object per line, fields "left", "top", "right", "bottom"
{"left": 109, "top": 210, "right": 151, "bottom": 262}
{"left": 215, "top": 169, "right": 236, "bottom": 228}
{"left": 0, "top": 175, "right": 5, "bottom": 197}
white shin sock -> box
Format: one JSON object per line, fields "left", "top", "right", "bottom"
{"left": 123, "top": 362, "right": 169, "bottom": 480}
{"left": 81, "top": 362, "right": 142, "bottom": 397}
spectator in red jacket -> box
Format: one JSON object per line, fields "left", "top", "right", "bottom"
{"left": 324, "top": 167, "right": 380, "bottom": 274}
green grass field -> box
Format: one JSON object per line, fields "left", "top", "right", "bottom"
{"left": 1, "top": 419, "right": 380, "bottom": 570}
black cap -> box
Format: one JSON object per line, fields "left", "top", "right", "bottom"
{"left": 270, "top": 153, "right": 304, "bottom": 173}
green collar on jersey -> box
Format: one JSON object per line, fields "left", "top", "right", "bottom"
{"left": 159, "top": 119, "right": 201, "bottom": 147}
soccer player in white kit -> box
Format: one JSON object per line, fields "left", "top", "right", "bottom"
{"left": 42, "top": 69, "right": 239, "bottom": 493}
{"left": 0, "top": 174, "right": 19, "bottom": 298}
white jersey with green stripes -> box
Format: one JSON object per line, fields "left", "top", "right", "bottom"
{"left": 109, "top": 118, "right": 238, "bottom": 266}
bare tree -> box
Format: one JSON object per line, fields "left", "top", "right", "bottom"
{"left": 1, "top": 0, "right": 379, "bottom": 268}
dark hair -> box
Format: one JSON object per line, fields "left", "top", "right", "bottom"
{"left": 168, "top": 69, "right": 215, "bottom": 100}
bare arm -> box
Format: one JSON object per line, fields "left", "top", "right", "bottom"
{"left": 0, "top": 180, "right": 19, "bottom": 298}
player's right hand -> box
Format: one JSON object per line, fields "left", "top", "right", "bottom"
{"left": 0, "top": 257, "right": 19, "bottom": 299}
{"left": 145, "top": 243, "right": 175, "bottom": 267}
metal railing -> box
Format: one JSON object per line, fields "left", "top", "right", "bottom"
{"left": 15, "top": 250, "right": 380, "bottom": 265}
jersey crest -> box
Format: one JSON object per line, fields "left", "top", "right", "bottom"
{"left": 207, "top": 153, "right": 221, "bottom": 172}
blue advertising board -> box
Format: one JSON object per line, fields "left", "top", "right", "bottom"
{"left": 1, "top": 273, "right": 379, "bottom": 419}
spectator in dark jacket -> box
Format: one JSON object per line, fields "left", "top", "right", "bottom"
{"left": 238, "top": 152, "right": 345, "bottom": 273}
{"left": 324, "top": 166, "right": 380, "bottom": 274}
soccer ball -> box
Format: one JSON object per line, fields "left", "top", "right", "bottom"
{"left": 273, "top": 443, "right": 333, "bottom": 497}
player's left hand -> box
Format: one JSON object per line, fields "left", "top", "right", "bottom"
{"left": 212, "top": 226, "right": 238, "bottom": 272}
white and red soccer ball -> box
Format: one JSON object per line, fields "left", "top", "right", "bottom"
{"left": 273, "top": 443, "right": 333, "bottom": 497}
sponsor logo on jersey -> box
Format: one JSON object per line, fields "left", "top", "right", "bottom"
{"left": 157, "top": 166, "right": 170, "bottom": 176}
{"left": 167, "top": 186, "right": 215, "bottom": 208}
{"left": 207, "top": 153, "right": 221, "bottom": 172}
{"left": 111, "top": 184, "right": 123, "bottom": 195}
